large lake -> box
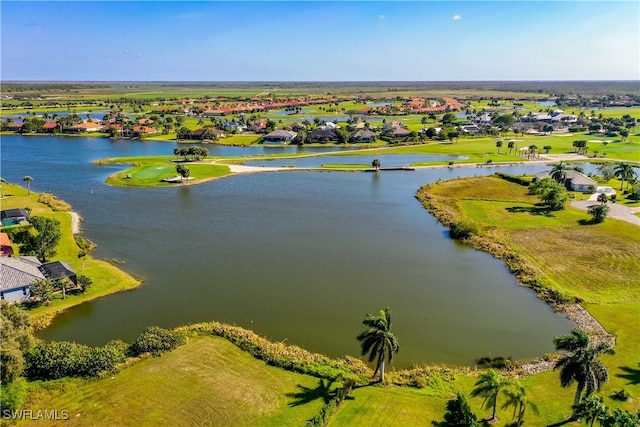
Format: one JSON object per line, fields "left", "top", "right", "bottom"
{"left": 1, "top": 135, "right": 573, "bottom": 366}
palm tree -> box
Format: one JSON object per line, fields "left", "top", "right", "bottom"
{"left": 597, "top": 193, "right": 608, "bottom": 205}
{"left": 501, "top": 382, "right": 538, "bottom": 427}
{"left": 496, "top": 140, "right": 503, "bottom": 154}
{"left": 372, "top": 158, "right": 381, "bottom": 171}
{"left": 550, "top": 162, "right": 569, "bottom": 185}
{"left": 471, "top": 369, "right": 508, "bottom": 421}
{"left": 613, "top": 163, "right": 637, "bottom": 190}
{"left": 507, "top": 141, "right": 515, "bottom": 154}
{"left": 356, "top": 307, "right": 399, "bottom": 382}
{"left": 23, "top": 176, "right": 33, "bottom": 195}
{"left": 553, "top": 330, "right": 612, "bottom": 419}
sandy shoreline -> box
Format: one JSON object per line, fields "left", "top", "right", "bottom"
{"left": 69, "top": 211, "right": 81, "bottom": 234}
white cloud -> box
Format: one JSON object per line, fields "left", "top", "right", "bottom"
{"left": 453, "top": 14, "right": 462, "bottom": 21}
{"left": 379, "top": 15, "right": 385, "bottom": 20}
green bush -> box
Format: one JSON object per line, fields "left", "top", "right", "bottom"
{"left": 494, "top": 172, "right": 533, "bottom": 186}
{"left": 0, "top": 379, "right": 27, "bottom": 412}
{"left": 449, "top": 220, "right": 479, "bottom": 240}
{"left": 130, "top": 326, "right": 186, "bottom": 357}
{"left": 25, "top": 340, "right": 127, "bottom": 380}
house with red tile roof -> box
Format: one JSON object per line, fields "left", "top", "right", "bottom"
{"left": 0, "top": 233, "right": 14, "bottom": 257}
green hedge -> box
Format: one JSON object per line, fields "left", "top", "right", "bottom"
{"left": 129, "top": 326, "right": 186, "bottom": 357}
{"left": 25, "top": 340, "right": 127, "bottom": 380}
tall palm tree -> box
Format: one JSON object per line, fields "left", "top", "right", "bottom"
{"left": 496, "top": 140, "right": 503, "bottom": 154}
{"left": 550, "top": 162, "right": 569, "bottom": 185}
{"left": 553, "top": 330, "right": 612, "bottom": 419}
{"left": 507, "top": 141, "right": 515, "bottom": 154}
{"left": 613, "top": 163, "right": 637, "bottom": 190}
{"left": 597, "top": 193, "right": 608, "bottom": 205}
{"left": 471, "top": 369, "right": 508, "bottom": 421}
{"left": 372, "top": 158, "right": 381, "bottom": 171}
{"left": 23, "top": 176, "right": 33, "bottom": 195}
{"left": 356, "top": 307, "right": 399, "bottom": 382}
{"left": 501, "top": 382, "right": 538, "bottom": 427}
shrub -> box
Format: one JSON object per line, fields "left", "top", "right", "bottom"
{"left": 588, "top": 204, "right": 609, "bottom": 223}
{"left": 475, "top": 355, "right": 515, "bottom": 370}
{"left": 0, "top": 379, "right": 27, "bottom": 412}
{"left": 611, "top": 388, "right": 631, "bottom": 401}
{"left": 130, "top": 326, "right": 186, "bottom": 357}
{"left": 37, "top": 193, "right": 72, "bottom": 211}
{"left": 25, "top": 340, "right": 127, "bottom": 380}
{"left": 494, "top": 172, "right": 532, "bottom": 186}
{"left": 449, "top": 220, "right": 479, "bottom": 240}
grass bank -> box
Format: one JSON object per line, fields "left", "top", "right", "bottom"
{"left": 0, "top": 183, "right": 141, "bottom": 330}
{"left": 17, "top": 336, "right": 328, "bottom": 427}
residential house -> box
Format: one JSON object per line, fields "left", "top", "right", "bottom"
{"left": 0, "top": 233, "right": 14, "bottom": 257}
{"left": 4, "top": 122, "right": 23, "bottom": 132}
{"left": 0, "top": 256, "right": 44, "bottom": 301}
{"left": 192, "top": 127, "right": 226, "bottom": 140}
{"left": 0, "top": 257, "right": 78, "bottom": 302}
{"left": 251, "top": 120, "right": 268, "bottom": 133}
{"left": 66, "top": 121, "right": 103, "bottom": 133}
{"left": 460, "top": 125, "right": 481, "bottom": 134}
{"left": 263, "top": 130, "right": 297, "bottom": 144}
{"left": 474, "top": 113, "right": 493, "bottom": 126}
{"left": 38, "top": 261, "right": 77, "bottom": 286}
{"left": 351, "top": 129, "right": 376, "bottom": 143}
{"left": 43, "top": 122, "right": 59, "bottom": 133}
{"left": 308, "top": 129, "right": 337, "bottom": 143}
{"left": 288, "top": 122, "right": 306, "bottom": 132}
{"left": 123, "top": 126, "right": 158, "bottom": 138}
{"left": 382, "top": 121, "right": 403, "bottom": 131}
{"left": 534, "top": 170, "right": 597, "bottom": 192}
{"left": 1, "top": 208, "right": 30, "bottom": 226}
{"left": 387, "top": 128, "right": 411, "bottom": 138}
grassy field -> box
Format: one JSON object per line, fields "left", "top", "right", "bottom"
{"left": 18, "top": 336, "right": 326, "bottom": 427}
{"left": 0, "top": 184, "right": 141, "bottom": 329}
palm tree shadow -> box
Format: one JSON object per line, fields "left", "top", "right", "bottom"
{"left": 505, "top": 206, "right": 555, "bottom": 217}
{"left": 287, "top": 379, "right": 335, "bottom": 407}
{"left": 616, "top": 363, "right": 640, "bottom": 385}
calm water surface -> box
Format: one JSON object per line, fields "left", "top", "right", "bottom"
{"left": 1, "top": 135, "right": 573, "bottom": 366}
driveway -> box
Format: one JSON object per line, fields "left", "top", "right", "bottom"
{"left": 571, "top": 200, "right": 640, "bottom": 227}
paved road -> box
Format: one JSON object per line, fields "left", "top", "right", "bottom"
{"left": 571, "top": 200, "right": 640, "bottom": 227}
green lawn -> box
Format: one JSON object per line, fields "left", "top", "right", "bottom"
{"left": 19, "top": 336, "right": 326, "bottom": 427}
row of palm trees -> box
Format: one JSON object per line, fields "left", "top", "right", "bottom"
{"left": 356, "top": 309, "right": 631, "bottom": 425}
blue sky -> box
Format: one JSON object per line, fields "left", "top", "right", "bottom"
{"left": 2, "top": 1, "right": 638, "bottom": 81}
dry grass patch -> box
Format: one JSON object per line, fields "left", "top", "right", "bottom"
{"left": 428, "top": 176, "right": 536, "bottom": 203}
{"left": 503, "top": 225, "right": 640, "bottom": 303}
